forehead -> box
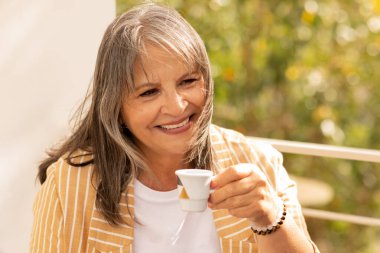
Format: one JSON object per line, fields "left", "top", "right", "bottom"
{"left": 132, "top": 44, "right": 197, "bottom": 84}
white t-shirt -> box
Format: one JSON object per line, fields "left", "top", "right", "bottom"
{"left": 133, "top": 180, "right": 221, "bottom": 253}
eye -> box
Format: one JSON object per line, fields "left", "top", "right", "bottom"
{"left": 181, "top": 78, "right": 198, "bottom": 86}
{"left": 139, "top": 88, "right": 159, "bottom": 97}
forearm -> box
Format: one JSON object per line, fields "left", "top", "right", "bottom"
{"left": 255, "top": 215, "right": 314, "bottom": 253}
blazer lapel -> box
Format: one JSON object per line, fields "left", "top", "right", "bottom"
{"left": 88, "top": 183, "right": 135, "bottom": 252}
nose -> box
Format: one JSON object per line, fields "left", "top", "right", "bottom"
{"left": 161, "top": 91, "right": 188, "bottom": 116}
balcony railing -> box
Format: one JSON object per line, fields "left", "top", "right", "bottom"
{"left": 248, "top": 137, "right": 380, "bottom": 227}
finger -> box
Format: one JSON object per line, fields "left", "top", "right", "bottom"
{"left": 227, "top": 202, "right": 255, "bottom": 219}
{"left": 210, "top": 188, "right": 256, "bottom": 210}
{"left": 228, "top": 200, "right": 276, "bottom": 226}
{"left": 209, "top": 175, "right": 256, "bottom": 206}
{"left": 211, "top": 164, "right": 255, "bottom": 189}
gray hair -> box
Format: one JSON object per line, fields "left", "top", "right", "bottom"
{"left": 39, "top": 2, "right": 214, "bottom": 225}
{"left": 95, "top": 2, "right": 214, "bottom": 172}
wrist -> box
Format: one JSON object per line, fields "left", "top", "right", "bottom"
{"left": 250, "top": 197, "right": 287, "bottom": 235}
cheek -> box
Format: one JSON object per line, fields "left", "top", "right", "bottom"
{"left": 121, "top": 103, "right": 157, "bottom": 130}
{"left": 120, "top": 103, "right": 133, "bottom": 127}
{"left": 189, "top": 85, "right": 207, "bottom": 107}
{"left": 199, "top": 81, "right": 208, "bottom": 105}
{"left": 197, "top": 91, "right": 206, "bottom": 107}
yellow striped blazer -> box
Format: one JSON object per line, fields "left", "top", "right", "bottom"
{"left": 30, "top": 124, "right": 319, "bottom": 252}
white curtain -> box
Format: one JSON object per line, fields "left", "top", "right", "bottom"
{"left": 0, "top": 0, "right": 115, "bottom": 251}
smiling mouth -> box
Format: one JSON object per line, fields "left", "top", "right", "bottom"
{"left": 159, "top": 117, "right": 190, "bottom": 130}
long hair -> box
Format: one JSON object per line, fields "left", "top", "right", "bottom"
{"left": 38, "top": 3, "right": 214, "bottom": 225}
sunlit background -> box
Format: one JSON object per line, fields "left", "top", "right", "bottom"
{"left": 1, "top": 0, "right": 379, "bottom": 252}
{"left": 118, "top": 1, "right": 380, "bottom": 252}
{"left": 0, "top": 0, "right": 115, "bottom": 252}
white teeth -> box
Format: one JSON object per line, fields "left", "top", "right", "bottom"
{"left": 160, "top": 118, "right": 189, "bottom": 130}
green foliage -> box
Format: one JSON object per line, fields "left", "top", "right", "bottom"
{"left": 117, "top": 0, "right": 380, "bottom": 251}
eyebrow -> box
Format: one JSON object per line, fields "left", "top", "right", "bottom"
{"left": 133, "top": 70, "right": 200, "bottom": 91}
{"left": 133, "top": 82, "right": 158, "bottom": 92}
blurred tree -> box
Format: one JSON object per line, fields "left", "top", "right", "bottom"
{"left": 117, "top": 0, "right": 380, "bottom": 252}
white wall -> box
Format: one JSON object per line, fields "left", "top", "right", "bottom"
{"left": 0, "top": 1, "right": 115, "bottom": 252}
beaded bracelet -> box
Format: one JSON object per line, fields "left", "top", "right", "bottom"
{"left": 251, "top": 198, "right": 287, "bottom": 236}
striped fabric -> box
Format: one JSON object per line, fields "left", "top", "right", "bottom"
{"left": 30, "top": 124, "right": 319, "bottom": 252}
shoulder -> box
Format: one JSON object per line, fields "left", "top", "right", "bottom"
{"left": 249, "top": 138, "right": 283, "bottom": 164}
{"left": 45, "top": 149, "right": 96, "bottom": 210}
{"left": 210, "top": 124, "right": 283, "bottom": 165}
{"left": 210, "top": 124, "right": 246, "bottom": 144}
{"left": 46, "top": 149, "right": 94, "bottom": 182}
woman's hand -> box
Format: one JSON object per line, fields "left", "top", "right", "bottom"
{"left": 208, "top": 163, "right": 278, "bottom": 227}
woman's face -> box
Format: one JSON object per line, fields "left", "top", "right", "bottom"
{"left": 121, "top": 44, "right": 206, "bottom": 159}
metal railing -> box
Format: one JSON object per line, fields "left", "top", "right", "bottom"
{"left": 248, "top": 137, "right": 380, "bottom": 227}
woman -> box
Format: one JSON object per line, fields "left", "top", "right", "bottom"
{"left": 31, "top": 3, "right": 319, "bottom": 253}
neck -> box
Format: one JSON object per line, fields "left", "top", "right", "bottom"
{"left": 138, "top": 154, "right": 190, "bottom": 191}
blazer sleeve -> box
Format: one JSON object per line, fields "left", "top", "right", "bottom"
{"left": 247, "top": 140, "right": 320, "bottom": 252}
{"left": 247, "top": 140, "right": 310, "bottom": 233}
{"left": 30, "top": 163, "right": 65, "bottom": 252}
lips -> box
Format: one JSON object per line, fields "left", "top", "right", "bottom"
{"left": 156, "top": 114, "right": 194, "bottom": 131}
{"left": 159, "top": 117, "right": 190, "bottom": 130}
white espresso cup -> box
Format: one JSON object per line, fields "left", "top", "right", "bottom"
{"left": 175, "top": 169, "right": 213, "bottom": 212}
